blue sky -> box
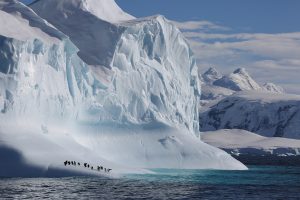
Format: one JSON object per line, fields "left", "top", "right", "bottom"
{"left": 117, "top": 0, "right": 300, "bottom": 34}
{"left": 21, "top": 0, "right": 300, "bottom": 94}
{"left": 22, "top": 0, "right": 300, "bottom": 33}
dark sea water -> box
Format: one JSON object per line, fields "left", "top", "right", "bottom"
{"left": 1, "top": 166, "right": 300, "bottom": 200}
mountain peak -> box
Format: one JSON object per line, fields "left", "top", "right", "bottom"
{"left": 202, "top": 67, "right": 223, "bottom": 84}
{"left": 205, "top": 67, "right": 221, "bottom": 75}
{"left": 214, "top": 68, "right": 261, "bottom": 91}
{"left": 233, "top": 68, "right": 248, "bottom": 75}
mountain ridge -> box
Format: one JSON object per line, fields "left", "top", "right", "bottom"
{"left": 200, "top": 67, "right": 285, "bottom": 102}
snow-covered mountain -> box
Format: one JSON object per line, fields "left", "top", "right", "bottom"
{"left": 213, "top": 68, "right": 261, "bottom": 91}
{"left": 202, "top": 129, "right": 300, "bottom": 165}
{"left": 199, "top": 67, "right": 300, "bottom": 165}
{"left": 200, "top": 91, "right": 300, "bottom": 139}
{"left": 202, "top": 67, "right": 223, "bottom": 84}
{"left": 0, "top": 0, "right": 246, "bottom": 177}
{"left": 200, "top": 67, "right": 284, "bottom": 102}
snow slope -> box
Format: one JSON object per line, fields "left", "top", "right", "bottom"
{"left": 202, "top": 129, "right": 300, "bottom": 165}
{"left": 0, "top": 0, "right": 246, "bottom": 177}
{"left": 200, "top": 91, "right": 300, "bottom": 139}
{"left": 0, "top": 124, "right": 148, "bottom": 177}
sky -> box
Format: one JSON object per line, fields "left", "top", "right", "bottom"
{"left": 21, "top": 0, "right": 300, "bottom": 94}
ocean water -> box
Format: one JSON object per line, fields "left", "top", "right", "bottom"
{"left": 0, "top": 166, "right": 300, "bottom": 200}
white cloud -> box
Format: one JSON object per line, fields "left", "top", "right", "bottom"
{"left": 175, "top": 21, "right": 300, "bottom": 94}
{"left": 172, "top": 20, "right": 230, "bottom": 31}
{"left": 250, "top": 59, "right": 300, "bottom": 70}
{"left": 184, "top": 32, "right": 300, "bottom": 60}
{"left": 184, "top": 32, "right": 300, "bottom": 40}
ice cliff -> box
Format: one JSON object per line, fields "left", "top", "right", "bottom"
{"left": 30, "top": 0, "right": 200, "bottom": 132}
{"left": 0, "top": 0, "right": 246, "bottom": 177}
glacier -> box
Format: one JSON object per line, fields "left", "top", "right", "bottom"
{"left": 0, "top": 0, "right": 246, "bottom": 177}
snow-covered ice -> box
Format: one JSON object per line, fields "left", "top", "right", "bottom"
{"left": 71, "top": 122, "right": 246, "bottom": 170}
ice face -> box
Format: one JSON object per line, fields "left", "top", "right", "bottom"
{"left": 31, "top": 0, "right": 202, "bottom": 135}
{"left": 30, "top": 0, "right": 133, "bottom": 68}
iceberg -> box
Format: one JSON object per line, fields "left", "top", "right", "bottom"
{"left": 0, "top": 0, "right": 246, "bottom": 177}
